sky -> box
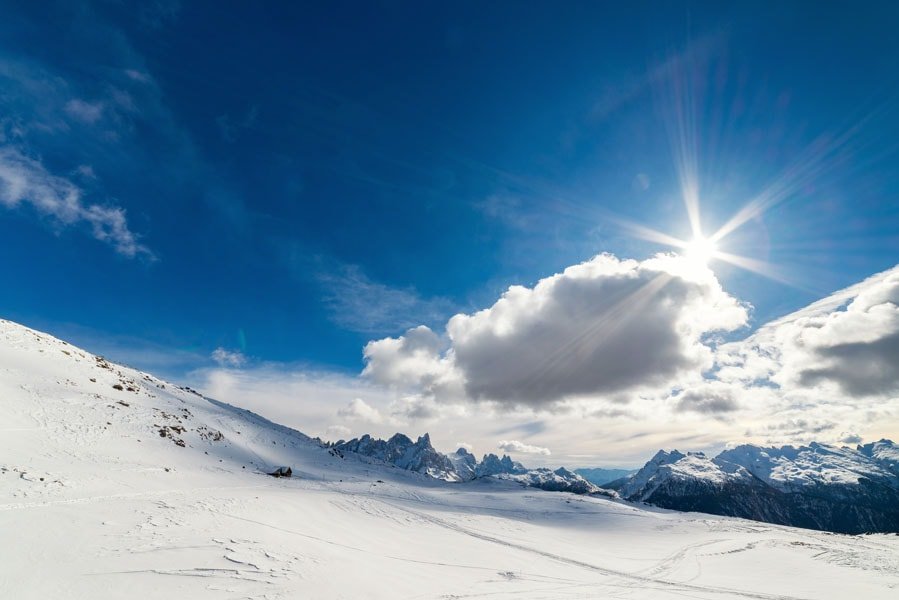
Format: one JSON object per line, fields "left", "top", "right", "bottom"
{"left": 2, "top": 1, "right": 899, "bottom": 467}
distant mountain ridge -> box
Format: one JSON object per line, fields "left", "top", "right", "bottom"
{"left": 574, "top": 467, "right": 636, "bottom": 486}
{"left": 615, "top": 440, "right": 899, "bottom": 534}
{"left": 328, "top": 433, "right": 460, "bottom": 481}
{"left": 326, "top": 433, "right": 899, "bottom": 533}
{"left": 328, "top": 433, "right": 602, "bottom": 495}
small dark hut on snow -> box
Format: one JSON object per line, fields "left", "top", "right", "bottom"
{"left": 268, "top": 466, "right": 293, "bottom": 478}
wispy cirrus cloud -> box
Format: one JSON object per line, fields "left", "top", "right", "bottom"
{"left": 0, "top": 147, "right": 152, "bottom": 258}
{"left": 216, "top": 105, "right": 259, "bottom": 143}
{"left": 0, "top": 5, "right": 245, "bottom": 259}
{"left": 317, "top": 263, "right": 455, "bottom": 335}
{"left": 0, "top": 41, "right": 171, "bottom": 259}
{"left": 63, "top": 99, "right": 104, "bottom": 124}
{"left": 211, "top": 347, "right": 247, "bottom": 368}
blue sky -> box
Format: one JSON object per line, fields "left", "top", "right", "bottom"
{"left": 3, "top": 2, "right": 899, "bottom": 464}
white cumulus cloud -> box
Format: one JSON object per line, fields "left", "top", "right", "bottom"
{"left": 363, "top": 253, "right": 748, "bottom": 408}
{"left": 718, "top": 265, "right": 899, "bottom": 398}
{"left": 497, "top": 440, "right": 551, "bottom": 455}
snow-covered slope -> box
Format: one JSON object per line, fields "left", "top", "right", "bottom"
{"left": 3, "top": 317, "right": 899, "bottom": 599}
{"left": 718, "top": 442, "right": 899, "bottom": 489}
{"left": 619, "top": 442, "right": 899, "bottom": 533}
{"left": 857, "top": 439, "right": 899, "bottom": 474}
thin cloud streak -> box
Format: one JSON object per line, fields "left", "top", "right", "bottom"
{"left": 317, "top": 263, "right": 455, "bottom": 336}
{"left": 0, "top": 147, "right": 152, "bottom": 258}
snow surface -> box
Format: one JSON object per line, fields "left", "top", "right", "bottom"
{"left": 2, "top": 318, "right": 899, "bottom": 599}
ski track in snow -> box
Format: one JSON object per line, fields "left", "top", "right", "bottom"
{"left": 373, "top": 499, "right": 813, "bottom": 600}
{"left": 2, "top": 318, "right": 899, "bottom": 599}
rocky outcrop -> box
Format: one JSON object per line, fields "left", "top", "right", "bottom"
{"left": 447, "top": 447, "right": 478, "bottom": 480}
{"left": 333, "top": 433, "right": 460, "bottom": 481}
{"left": 475, "top": 453, "right": 525, "bottom": 478}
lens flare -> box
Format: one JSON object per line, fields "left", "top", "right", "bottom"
{"left": 684, "top": 235, "right": 717, "bottom": 265}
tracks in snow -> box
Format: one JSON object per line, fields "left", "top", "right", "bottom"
{"left": 376, "top": 498, "right": 815, "bottom": 600}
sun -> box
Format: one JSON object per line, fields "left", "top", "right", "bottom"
{"left": 684, "top": 235, "right": 718, "bottom": 265}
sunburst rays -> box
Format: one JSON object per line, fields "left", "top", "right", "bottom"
{"left": 612, "top": 44, "right": 890, "bottom": 286}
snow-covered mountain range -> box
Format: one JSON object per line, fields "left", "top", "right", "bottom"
{"left": 613, "top": 442, "right": 899, "bottom": 533}
{"left": 3, "top": 316, "right": 899, "bottom": 599}
{"left": 328, "top": 433, "right": 602, "bottom": 494}
{"left": 574, "top": 467, "right": 636, "bottom": 486}
{"left": 324, "top": 429, "right": 899, "bottom": 534}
